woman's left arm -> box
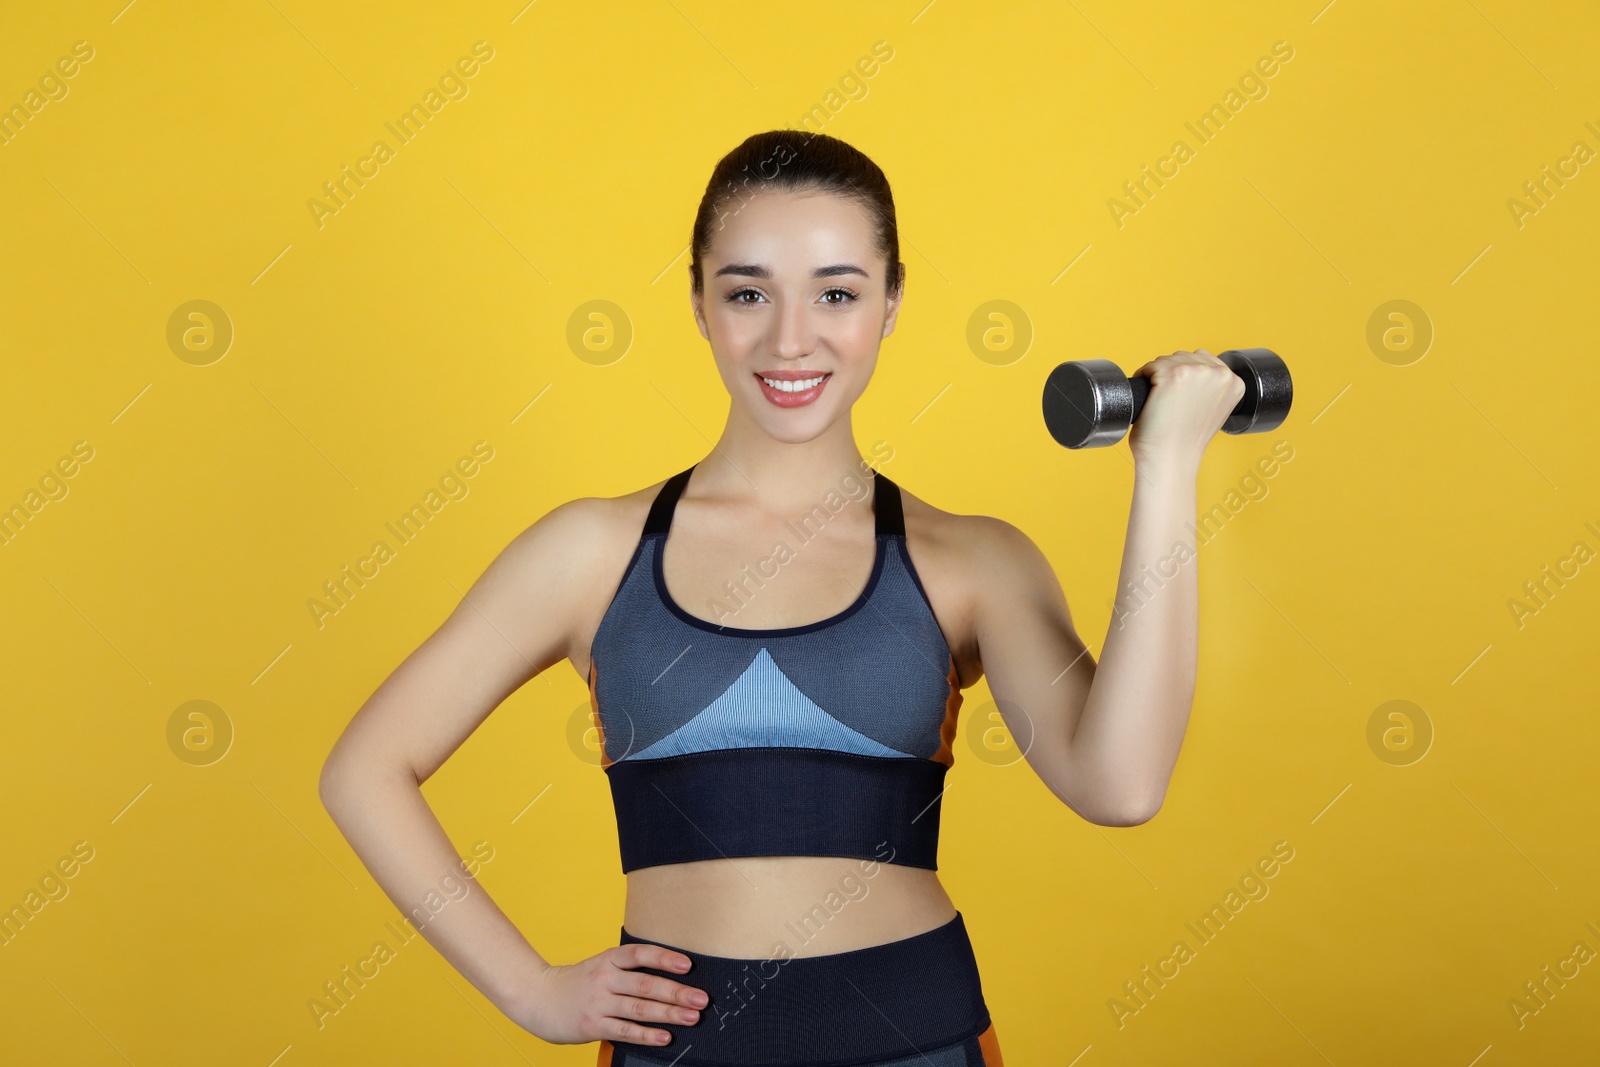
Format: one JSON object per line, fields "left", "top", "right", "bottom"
{"left": 971, "top": 349, "right": 1246, "bottom": 825}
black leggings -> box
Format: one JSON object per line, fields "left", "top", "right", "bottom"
{"left": 598, "top": 911, "right": 1003, "bottom": 1066}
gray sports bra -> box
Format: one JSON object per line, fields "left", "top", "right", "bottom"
{"left": 586, "top": 463, "right": 963, "bottom": 873}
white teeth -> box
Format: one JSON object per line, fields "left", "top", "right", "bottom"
{"left": 760, "top": 374, "right": 827, "bottom": 393}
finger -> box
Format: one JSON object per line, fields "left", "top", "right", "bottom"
{"left": 610, "top": 966, "right": 709, "bottom": 1011}
{"left": 615, "top": 943, "right": 692, "bottom": 976}
{"left": 611, "top": 945, "right": 710, "bottom": 1008}
{"left": 608, "top": 987, "right": 704, "bottom": 1027}
{"left": 601, "top": 1014, "right": 676, "bottom": 1049}
{"left": 1132, "top": 354, "right": 1167, "bottom": 378}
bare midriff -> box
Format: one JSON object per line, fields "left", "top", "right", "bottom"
{"left": 622, "top": 855, "right": 959, "bottom": 960}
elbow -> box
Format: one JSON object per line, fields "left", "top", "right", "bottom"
{"left": 1096, "top": 793, "right": 1164, "bottom": 827}
{"left": 319, "top": 741, "right": 418, "bottom": 819}
{"left": 318, "top": 743, "right": 373, "bottom": 818}
{"left": 318, "top": 751, "right": 352, "bottom": 817}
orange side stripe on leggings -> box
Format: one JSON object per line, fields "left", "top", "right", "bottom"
{"left": 978, "top": 1021, "right": 1005, "bottom": 1066}
{"left": 596, "top": 1039, "right": 613, "bottom": 1066}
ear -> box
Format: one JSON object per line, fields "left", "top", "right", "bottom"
{"left": 881, "top": 262, "right": 905, "bottom": 339}
{"left": 690, "top": 264, "right": 709, "bottom": 341}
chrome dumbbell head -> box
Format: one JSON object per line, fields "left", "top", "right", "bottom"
{"left": 1041, "top": 359, "right": 1138, "bottom": 449}
{"left": 1218, "top": 349, "right": 1293, "bottom": 436}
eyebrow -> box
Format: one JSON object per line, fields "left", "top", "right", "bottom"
{"left": 711, "top": 263, "right": 871, "bottom": 280}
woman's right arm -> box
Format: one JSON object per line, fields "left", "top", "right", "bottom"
{"left": 317, "top": 497, "right": 708, "bottom": 1047}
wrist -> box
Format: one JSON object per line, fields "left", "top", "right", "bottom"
{"left": 1132, "top": 451, "right": 1200, "bottom": 484}
{"left": 493, "top": 952, "right": 555, "bottom": 1029}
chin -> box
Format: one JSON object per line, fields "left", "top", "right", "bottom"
{"left": 758, "top": 411, "right": 836, "bottom": 444}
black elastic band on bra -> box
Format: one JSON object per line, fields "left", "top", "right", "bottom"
{"left": 608, "top": 746, "right": 945, "bottom": 873}
{"left": 641, "top": 463, "right": 905, "bottom": 540}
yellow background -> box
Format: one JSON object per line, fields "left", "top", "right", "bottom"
{"left": 3, "top": 1, "right": 1598, "bottom": 1063}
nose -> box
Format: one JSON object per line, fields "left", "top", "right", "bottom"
{"left": 770, "top": 294, "right": 817, "bottom": 361}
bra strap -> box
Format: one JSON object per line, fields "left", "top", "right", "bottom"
{"left": 643, "top": 464, "right": 695, "bottom": 537}
{"left": 873, "top": 469, "right": 905, "bottom": 538}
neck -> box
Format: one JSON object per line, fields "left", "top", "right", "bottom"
{"left": 696, "top": 411, "right": 875, "bottom": 518}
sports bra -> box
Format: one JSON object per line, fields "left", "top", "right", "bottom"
{"left": 586, "top": 462, "right": 964, "bottom": 874}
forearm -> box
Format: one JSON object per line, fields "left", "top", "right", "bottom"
{"left": 1070, "top": 459, "right": 1200, "bottom": 819}
{"left": 319, "top": 760, "right": 550, "bottom": 1020}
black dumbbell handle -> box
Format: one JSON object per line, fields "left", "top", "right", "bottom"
{"left": 1129, "top": 373, "right": 1154, "bottom": 423}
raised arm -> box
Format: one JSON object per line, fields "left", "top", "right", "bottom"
{"left": 317, "top": 496, "right": 710, "bottom": 1046}
{"left": 973, "top": 349, "right": 1246, "bottom": 825}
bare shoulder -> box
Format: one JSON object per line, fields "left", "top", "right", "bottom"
{"left": 896, "top": 483, "right": 1051, "bottom": 586}
{"left": 895, "top": 480, "right": 1061, "bottom": 688}
{"left": 508, "top": 485, "right": 639, "bottom": 555}
{"left": 522, "top": 476, "right": 671, "bottom": 682}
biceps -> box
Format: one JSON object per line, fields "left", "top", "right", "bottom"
{"left": 976, "top": 574, "right": 1094, "bottom": 775}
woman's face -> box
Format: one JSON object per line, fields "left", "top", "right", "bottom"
{"left": 691, "top": 188, "right": 902, "bottom": 444}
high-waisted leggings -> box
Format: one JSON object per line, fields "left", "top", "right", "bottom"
{"left": 596, "top": 910, "right": 1003, "bottom": 1066}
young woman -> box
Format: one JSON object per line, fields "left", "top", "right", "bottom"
{"left": 320, "top": 130, "right": 1245, "bottom": 1065}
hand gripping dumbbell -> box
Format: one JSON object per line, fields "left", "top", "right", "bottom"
{"left": 1041, "top": 348, "right": 1293, "bottom": 449}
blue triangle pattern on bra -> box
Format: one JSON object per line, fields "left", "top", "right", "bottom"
{"left": 626, "top": 647, "right": 915, "bottom": 760}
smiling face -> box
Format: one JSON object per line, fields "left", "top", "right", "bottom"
{"left": 691, "top": 187, "right": 902, "bottom": 444}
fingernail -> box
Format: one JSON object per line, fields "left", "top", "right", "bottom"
{"left": 692, "top": 992, "right": 708, "bottom": 1007}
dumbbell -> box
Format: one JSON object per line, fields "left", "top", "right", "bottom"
{"left": 1041, "top": 348, "right": 1293, "bottom": 449}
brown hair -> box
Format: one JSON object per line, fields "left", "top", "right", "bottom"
{"left": 689, "top": 130, "right": 904, "bottom": 299}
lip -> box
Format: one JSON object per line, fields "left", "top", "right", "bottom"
{"left": 754, "top": 370, "right": 831, "bottom": 408}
